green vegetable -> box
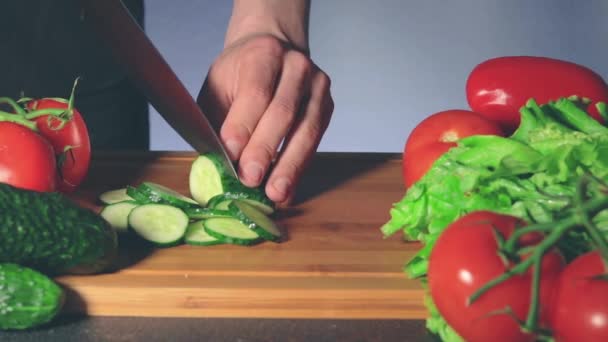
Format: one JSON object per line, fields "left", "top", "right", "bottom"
{"left": 135, "top": 182, "right": 199, "bottom": 210}
{"left": 128, "top": 203, "right": 189, "bottom": 247}
{"left": 0, "top": 263, "right": 64, "bottom": 330}
{"left": 0, "top": 182, "right": 117, "bottom": 275}
{"left": 189, "top": 154, "right": 273, "bottom": 211}
{"left": 100, "top": 201, "right": 139, "bottom": 233}
{"left": 98, "top": 188, "right": 134, "bottom": 205}
{"left": 203, "top": 217, "right": 263, "bottom": 246}
{"left": 381, "top": 97, "right": 608, "bottom": 339}
{"left": 184, "top": 221, "right": 223, "bottom": 246}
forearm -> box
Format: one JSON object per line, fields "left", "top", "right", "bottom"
{"left": 225, "top": 0, "right": 310, "bottom": 52}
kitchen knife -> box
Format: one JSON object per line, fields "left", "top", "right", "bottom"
{"left": 79, "top": 0, "right": 238, "bottom": 178}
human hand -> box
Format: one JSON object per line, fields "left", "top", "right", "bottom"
{"left": 197, "top": 33, "right": 333, "bottom": 205}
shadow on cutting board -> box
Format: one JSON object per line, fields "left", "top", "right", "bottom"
{"left": 290, "top": 152, "right": 399, "bottom": 206}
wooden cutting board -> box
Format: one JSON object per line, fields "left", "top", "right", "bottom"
{"left": 57, "top": 151, "right": 426, "bottom": 319}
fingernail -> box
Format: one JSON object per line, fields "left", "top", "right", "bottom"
{"left": 244, "top": 162, "right": 264, "bottom": 184}
{"left": 272, "top": 177, "right": 291, "bottom": 198}
{"left": 225, "top": 139, "right": 240, "bottom": 160}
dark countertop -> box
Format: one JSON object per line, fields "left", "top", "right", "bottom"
{"left": 1, "top": 316, "right": 436, "bottom": 342}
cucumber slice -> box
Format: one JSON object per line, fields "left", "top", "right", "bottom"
{"left": 229, "top": 200, "right": 282, "bottom": 242}
{"left": 203, "top": 217, "right": 262, "bottom": 246}
{"left": 184, "top": 207, "right": 232, "bottom": 220}
{"left": 208, "top": 192, "right": 274, "bottom": 215}
{"left": 189, "top": 154, "right": 273, "bottom": 211}
{"left": 128, "top": 204, "right": 189, "bottom": 247}
{"left": 100, "top": 201, "right": 139, "bottom": 233}
{"left": 136, "top": 182, "right": 199, "bottom": 210}
{"left": 184, "top": 221, "right": 223, "bottom": 246}
{"left": 126, "top": 185, "right": 155, "bottom": 204}
{"left": 189, "top": 154, "right": 236, "bottom": 206}
{"left": 207, "top": 195, "right": 233, "bottom": 210}
{"left": 99, "top": 188, "right": 134, "bottom": 204}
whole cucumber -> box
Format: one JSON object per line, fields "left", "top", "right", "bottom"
{"left": 0, "top": 182, "right": 117, "bottom": 275}
{"left": 0, "top": 263, "right": 64, "bottom": 330}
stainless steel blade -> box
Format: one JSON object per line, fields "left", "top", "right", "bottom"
{"left": 80, "top": 0, "right": 238, "bottom": 178}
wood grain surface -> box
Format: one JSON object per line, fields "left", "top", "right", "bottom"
{"left": 56, "top": 151, "right": 426, "bottom": 319}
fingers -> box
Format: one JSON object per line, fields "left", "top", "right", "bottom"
{"left": 218, "top": 38, "right": 283, "bottom": 161}
{"left": 237, "top": 50, "right": 312, "bottom": 187}
{"left": 265, "top": 69, "right": 334, "bottom": 204}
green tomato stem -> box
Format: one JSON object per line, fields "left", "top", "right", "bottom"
{"left": 524, "top": 258, "right": 542, "bottom": 332}
{"left": 0, "top": 97, "right": 26, "bottom": 116}
{"left": 574, "top": 177, "right": 608, "bottom": 263}
{"left": 23, "top": 108, "right": 68, "bottom": 120}
{"left": 470, "top": 181, "right": 608, "bottom": 335}
{"left": 0, "top": 110, "right": 38, "bottom": 130}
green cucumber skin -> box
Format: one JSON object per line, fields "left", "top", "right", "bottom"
{"left": 184, "top": 207, "right": 232, "bottom": 220}
{"left": 184, "top": 222, "right": 224, "bottom": 246}
{"left": 0, "top": 183, "right": 117, "bottom": 275}
{"left": 228, "top": 201, "right": 281, "bottom": 242}
{"left": 125, "top": 186, "right": 155, "bottom": 204}
{"left": 203, "top": 219, "right": 262, "bottom": 246}
{"left": 136, "top": 182, "right": 199, "bottom": 210}
{"left": 0, "top": 263, "right": 64, "bottom": 330}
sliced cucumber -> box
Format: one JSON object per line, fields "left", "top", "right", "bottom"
{"left": 229, "top": 200, "right": 282, "bottom": 242}
{"left": 184, "top": 221, "right": 223, "bottom": 246}
{"left": 203, "top": 217, "right": 262, "bottom": 246}
{"left": 189, "top": 153, "right": 273, "bottom": 211}
{"left": 100, "top": 201, "right": 139, "bottom": 233}
{"left": 189, "top": 154, "right": 236, "bottom": 206}
{"left": 99, "top": 188, "right": 134, "bottom": 205}
{"left": 184, "top": 207, "right": 232, "bottom": 220}
{"left": 126, "top": 185, "right": 155, "bottom": 204}
{"left": 128, "top": 203, "right": 189, "bottom": 247}
{"left": 207, "top": 195, "right": 233, "bottom": 210}
{"left": 208, "top": 192, "right": 274, "bottom": 215}
{"left": 136, "top": 182, "right": 199, "bottom": 210}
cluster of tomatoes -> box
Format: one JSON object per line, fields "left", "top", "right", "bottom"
{"left": 401, "top": 56, "right": 608, "bottom": 342}
{"left": 0, "top": 83, "right": 91, "bottom": 193}
{"left": 428, "top": 211, "right": 607, "bottom": 342}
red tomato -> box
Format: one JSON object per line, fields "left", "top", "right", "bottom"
{"left": 551, "top": 251, "right": 608, "bottom": 342}
{"left": 428, "top": 211, "right": 565, "bottom": 342}
{"left": 402, "top": 110, "right": 504, "bottom": 188}
{"left": 26, "top": 98, "right": 91, "bottom": 193}
{"left": 0, "top": 122, "right": 57, "bottom": 192}
{"left": 466, "top": 56, "right": 608, "bottom": 133}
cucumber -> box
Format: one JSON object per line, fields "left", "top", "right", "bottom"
{"left": 0, "top": 182, "right": 117, "bottom": 275}
{"left": 126, "top": 185, "right": 154, "bottom": 204}
{"left": 136, "top": 182, "right": 199, "bottom": 210}
{"left": 208, "top": 192, "right": 274, "bottom": 215}
{"left": 184, "top": 221, "right": 223, "bottom": 246}
{"left": 99, "top": 188, "right": 134, "bottom": 204}
{"left": 128, "top": 203, "right": 189, "bottom": 247}
{"left": 0, "top": 263, "right": 64, "bottom": 330}
{"left": 207, "top": 195, "right": 233, "bottom": 210}
{"left": 100, "top": 201, "right": 139, "bottom": 233}
{"left": 229, "top": 200, "right": 282, "bottom": 242}
{"left": 184, "top": 207, "right": 232, "bottom": 220}
{"left": 189, "top": 154, "right": 273, "bottom": 210}
{"left": 203, "top": 217, "right": 262, "bottom": 246}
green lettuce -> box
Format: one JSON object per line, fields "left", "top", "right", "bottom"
{"left": 381, "top": 98, "right": 608, "bottom": 340}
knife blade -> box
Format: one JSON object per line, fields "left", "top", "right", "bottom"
{"left": 79, "top": 0, "right": 238, "bottom": 178}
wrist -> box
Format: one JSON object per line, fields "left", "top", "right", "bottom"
{"left": 224, "top": 1, "right": 310, "bottom": 53}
